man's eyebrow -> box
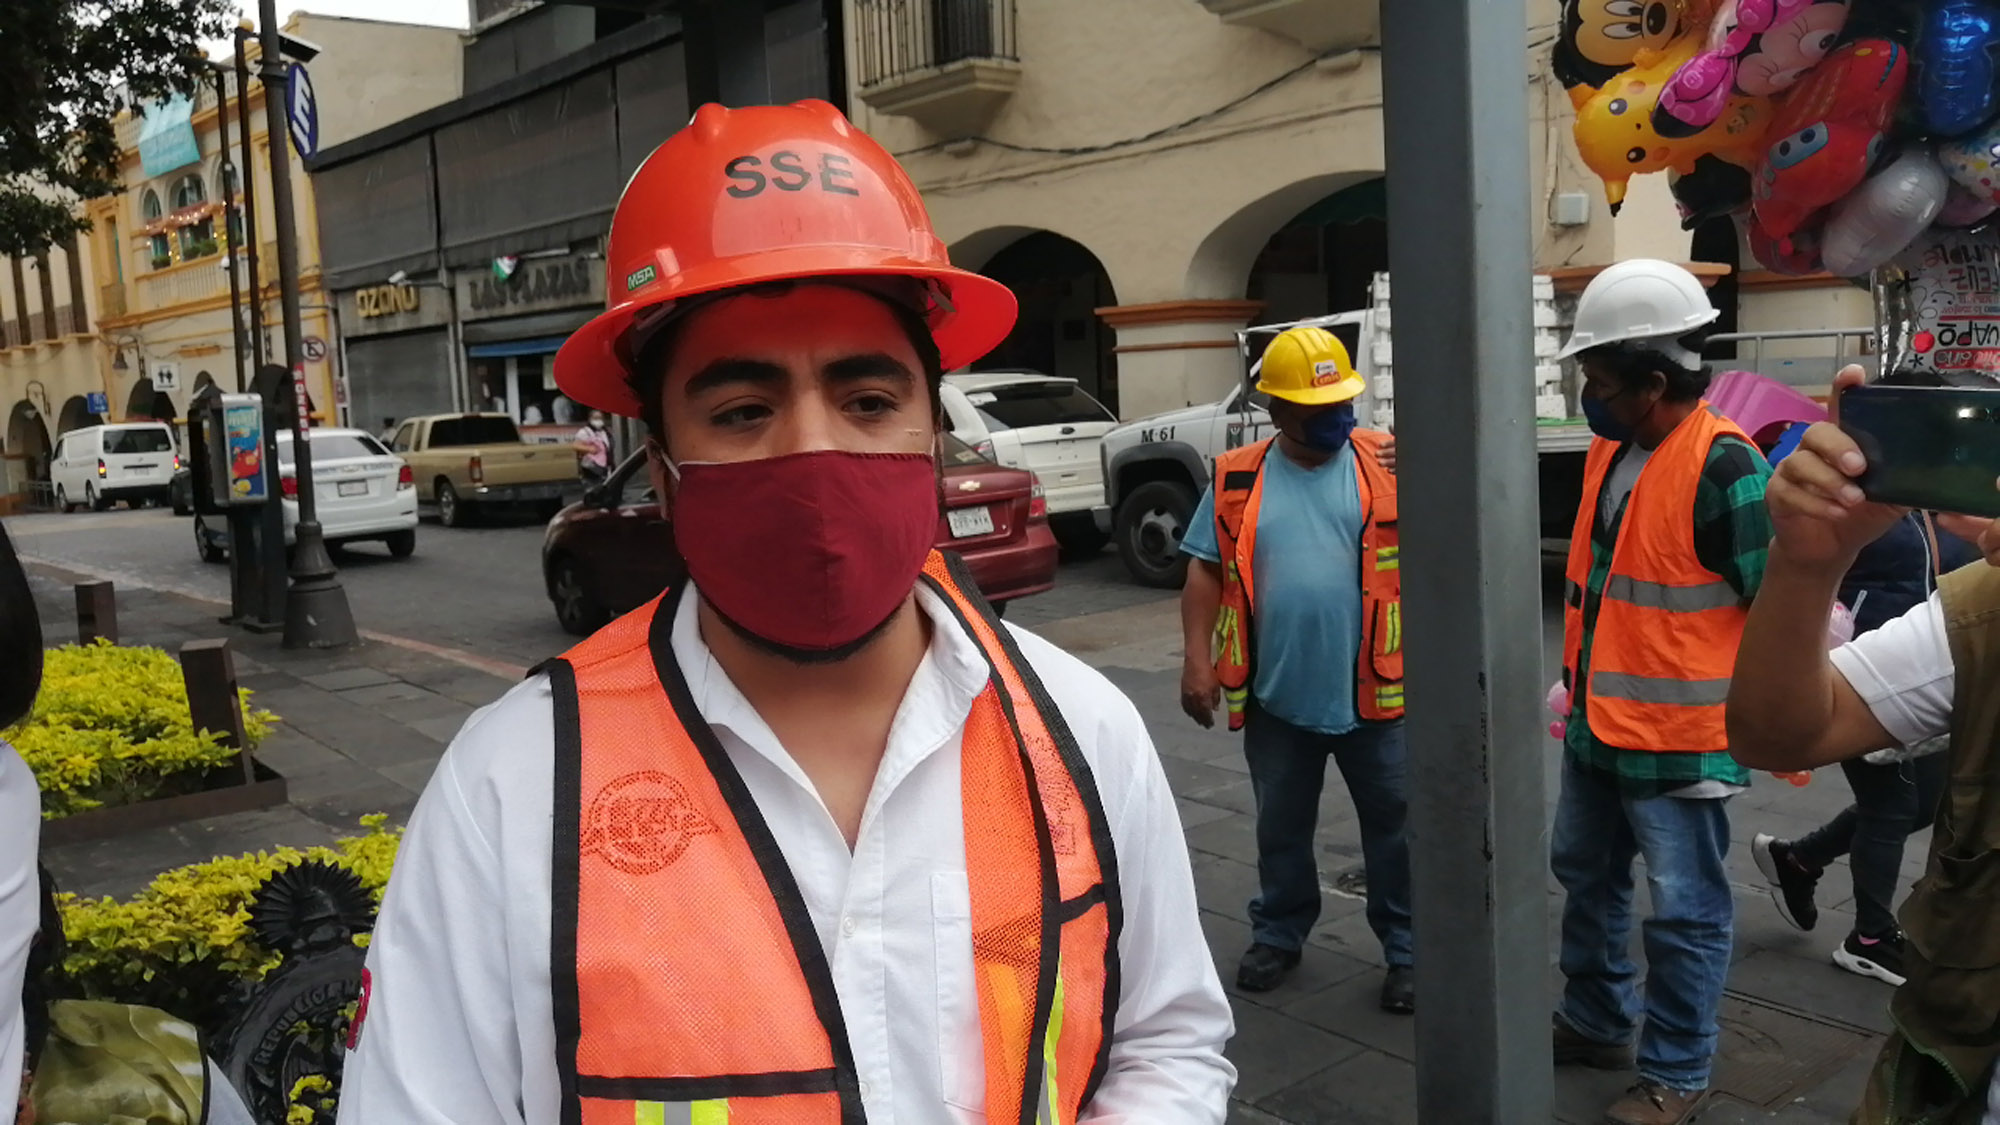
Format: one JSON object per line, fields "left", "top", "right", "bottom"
{"left": 681, "top": 358, "right": 789, "bottom": 398}
{"left": 824, "top": 353, "right": 917, "bottom": 386}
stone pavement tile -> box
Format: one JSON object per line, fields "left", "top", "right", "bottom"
{"left": 337, "top": 680, "right": 434, "bottom": 706}
{"left": 1276, "top": 958, "right": 1415, "bottom": 1063}
{"left": 1194, "top": 777, "right": 1259, "bottom": 817}
{"left": 414, "top": 713, "right": 475, "bottom": 744}
{"left": 1206, "top": 750, "right": 1253, "bottom": 775}
{"left": 1726, "top": 950, "right": 1894, "bottom": 1037}
{"left": 300, "top": 667, "right": 400, "bottom": 692}
{"left": 1791, "top": 1048, "right": 1876, "bottom": 1121}
{"left": 292, "top": 773, "right": 419, "bottom": 830}
{"left": 1223, "top": 1003, "right": 1362, "bottom": 1107}
{"left": 1224, "top": 1102, "right": 1295, "bottom": 1124}
{"left": 1178, "top": 798, "right": 1234, "bottom": 832}
{"left": 419, "top": 671, "right": 517, "bottom": 709}
{"left": 380, "top": 759, "right": 444, "bottom": 795}
{"left": 1253, "top": 1045, "right": 1412, "bottom": 1125}
{"left": 1554, "top": 1066, "right": 1644, "bottom": 1125}
{"left": 1186, "top": 813, "right": 1260, "bottom": 867}
{"left": 44, "top": 806, "right": 340, "bottom": 900}
{"left": 365, "top": 691, "right": 474, "bottom": 730}
{"left": 1161, "top": 757, "right": 1244, "bottom": 800}
{"left": 1201, "top": 910, "right": 1374, "bottom": 1011}
{"left": 1192, "top": 853, "right": 1261, "bottom": 919}
{"left": 251, "top": 727, "right": 350, "bottom": 777}
{"left": 1696, "top": 1097, "right": 1847, "bottom": 1123}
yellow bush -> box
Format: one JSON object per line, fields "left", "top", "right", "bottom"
{"left": 3, "top": 641, "right": 277, "bottom": 818}
{"left": 58, "top": 816, "right": 399, "bottom": 1029}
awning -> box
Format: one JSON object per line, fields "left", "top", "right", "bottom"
{"left": 466, "top": 335, "right": 571, "bottom": 359}
{"left": 137, "top": 95, "right": 201, "bottom": 180}
{"left": 1291, "top": 178, "right": 1387, "bottom": 227}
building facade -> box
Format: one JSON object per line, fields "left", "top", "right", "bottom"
{"left": 0, "top": 223, "right": 109, "bottom": 511}
{"left": 843, "top": 0, "right": 1867, "bottom": 420}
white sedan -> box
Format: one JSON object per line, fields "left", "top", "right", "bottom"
{"left": 194, "top": 428, "right": 419, "bottom": 561}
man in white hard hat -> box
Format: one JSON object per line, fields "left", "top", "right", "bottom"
{"left": 1549, "top": 260, "right": 1774, "bottom": 1125}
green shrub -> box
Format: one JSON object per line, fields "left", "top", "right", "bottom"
{"left": 5, "top": 641, "right": 276, "bottom": 818}
{"left": 57, "top": 816, "right": 400, "bottom": 1030}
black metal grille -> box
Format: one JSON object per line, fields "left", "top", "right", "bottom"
{"left": 855, "top": 0, "right": 1015, "bottom": 89}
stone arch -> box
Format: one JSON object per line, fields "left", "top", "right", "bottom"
{"left": 125, "top": 377, "right": 156, "bottom": 420}
{"left": 1185, "top": 171, "right": 1383, "bottom": 302}
{"left": 951, "top": 228, "right": 1121, "bottom": 413}
{"left": 6, "top": 400, "right": 52, "bottom": 493}
{"left": 192, "top": 370, "right": 216, "bottom": 398}
{"left": 56, "top": 395, "right": 100, "bottom": 435}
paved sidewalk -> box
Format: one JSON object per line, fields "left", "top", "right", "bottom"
{"left": 25, "top": 564, "right": 1915, "bottom": 1123}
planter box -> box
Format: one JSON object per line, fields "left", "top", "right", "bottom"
{"left": 42, "top": 759, "right": 288, "bottom": 847}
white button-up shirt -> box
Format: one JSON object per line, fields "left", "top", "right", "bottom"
{"left": 338, "top": 585, "right": 1236, "bottom": 1123}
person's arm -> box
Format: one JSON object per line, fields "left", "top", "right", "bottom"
{"left": 1082, "top": 703, "right": 1235, "bottom": 1122}
{"left": 0, "top": 749, "right": 37, "bottom": 1119}
{"left": 1177, "top": 487, "right": 1224, "bottom": 728}
{"left": 1728, "top": 367, "right": 1909, "bottom": 771}
{"left": 337, "top": 735, "right": 526, "bottom": 1124}
{"left": 1691, "top": 435, "right": 1774, "bottom": 600}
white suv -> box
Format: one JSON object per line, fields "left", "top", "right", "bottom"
{"left": 940, "top": 371, "right": 1116, "bottom": 554}
{"left": 51, "top": 422, "right": 180, "bottom": 511}
{"left": 192, "top": 428, "right": 419, "bottom": 561}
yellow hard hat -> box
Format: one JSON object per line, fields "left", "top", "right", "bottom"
{"left": 1255, "top": 325, "right": 1363, "bottom": 406}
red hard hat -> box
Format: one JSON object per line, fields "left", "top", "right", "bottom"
{"left": 554, "top": 99, "right": 1018, "bottom": 417}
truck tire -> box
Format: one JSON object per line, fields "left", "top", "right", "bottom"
{"left": 436, "top": 480, "right": 469, "bottom": 528}
{"left": 1115, "top": 480, "right": 1196, "bottom": 589}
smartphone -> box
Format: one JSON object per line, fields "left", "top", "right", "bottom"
{"left": 1838, "top": 384, "right": 2000, "bottom": 517}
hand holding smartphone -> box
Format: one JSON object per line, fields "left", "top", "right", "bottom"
{"left": 1836, "top": 383, "right": 2000, "bottom": 518}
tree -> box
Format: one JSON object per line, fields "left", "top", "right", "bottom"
{"left": 0, "top": 0, "right": 237, "bottom": 258}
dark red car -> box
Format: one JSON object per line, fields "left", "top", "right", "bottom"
{"left": 542, "top": 437, "right": 1058, "bottom": 636}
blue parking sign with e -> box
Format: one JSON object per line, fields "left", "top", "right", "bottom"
{"left": 286, "top": 63, "right": 318, "bottom": 159}
{"left": 86, "top": 392, "right": 107, "bottom": 416}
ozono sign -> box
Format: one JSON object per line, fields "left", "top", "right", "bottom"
{"left": 722, "top": 150, "right": 861, "bottom": 199}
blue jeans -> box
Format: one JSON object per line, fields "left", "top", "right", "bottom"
{"left": 1551, "top": 756, "right": 1734, "bottom": 1091}
{"left": 1242, "top": 704, "right": 1413, "bottom": 966}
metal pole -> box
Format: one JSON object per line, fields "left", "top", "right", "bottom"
{"left": 210, "top": 65, "right": 250, "bottom": 393}
{"left": 232, "top": 28, "right": 266, "bottom": 365}
{"left": 259, "top": 0, "right": 356, "bottom": 649}
{"left": 442, "top": 267, "right": 467, "bottom": 413}
{"left": 1380, "top": 0, "right": 1551, "bottom": 1121}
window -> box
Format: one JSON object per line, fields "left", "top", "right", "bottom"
{"left": 220, "top": 168, "right": 243, "bottom": 244}
{"left": 391, "top": 423, "right": 416, "bottom": 453}
{"left": 277, "top": 432, "right": 387, "bottom": 465}
{"left": 141, "top": 191, "right": 162, "bottom": 223}
{"left": 428, "top": 416, "right": 522, "bottom": 447}
{"left": 102, "top": 427, "right": 174, "bottom": 455}
{"left": 943, "top": 433, "right": 992, "bottom": 467}
{"left": 963, "top": 381, "right": 1115, "bottom": 431}
{"left": 178, "top": 217, "right": 216, "bottom": 258}
{"left": 149, "top": 233, "right": 172, "bottom": 268}
{"left": 171, "top": 175, "right": 206, "bottom": 210}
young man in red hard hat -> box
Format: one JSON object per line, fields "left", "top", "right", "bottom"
{"left": 337, "top": 101, "right": 1235, "bottom": 1124}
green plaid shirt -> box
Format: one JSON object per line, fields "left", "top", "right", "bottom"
{"left": 1566, "top": 432, "right": 1772, "bottom": 797}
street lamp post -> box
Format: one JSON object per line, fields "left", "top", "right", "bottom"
{"left": 258, "top": 0, "right": 355, "bottom": 649}
{"left": 232, "top": 26, "right": 267, "bottom": 366}
{"left": 198, "top": 61, "right": 250, "bottom": 393}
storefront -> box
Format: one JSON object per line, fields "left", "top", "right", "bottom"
{"left": 335, "top": 275, "right": 454, "bottom": 438}
{"left": 457, "top": 250, "right": 604, "bottom": 442}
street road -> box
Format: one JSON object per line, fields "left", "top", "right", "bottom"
{"left": 2, "top": 506, "right": 1174, "bottom": 669}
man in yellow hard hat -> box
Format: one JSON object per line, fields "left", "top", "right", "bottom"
{"left": 1177, "top": 325, "right": 1413, "bottom": 1009}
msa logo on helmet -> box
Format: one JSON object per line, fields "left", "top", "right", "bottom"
{"left": 724, "top": 150, "right": 862, "bottom": 199}
{"left": 1312, "top": 360, "right": 1343, "bottom": 386}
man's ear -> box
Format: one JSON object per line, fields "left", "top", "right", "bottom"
{"left": 645, "top": 439, "right": 674, "bottom": 515}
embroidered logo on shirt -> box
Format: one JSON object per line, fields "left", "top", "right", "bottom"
{"left": 346, "top": 967, "right": 372, "bottom": 1051}
{"left": 581, "top": 770, "right": 721, "bottom": 874}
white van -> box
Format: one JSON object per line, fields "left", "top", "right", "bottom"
{"left": 940, "top": 371, "right": 1118, "bottom": 553}
{"left": 50, "top": 422, "right": 180, "bottom": 512}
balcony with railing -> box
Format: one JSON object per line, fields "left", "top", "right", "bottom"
{"left": 136, "top": 255, "right": 231, "bottom": 313}
{"left": 855, "top": 0, "right": 1021, "bottom": 138}
{"left": 1195, "top": 0, "right": 1378, "bottom": 52}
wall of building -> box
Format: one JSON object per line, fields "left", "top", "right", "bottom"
{"left": 0, "top": 224, "right": 106, "bottom": 507}
{"left": 291, "top": 15, "right": 465, "bottom": 150}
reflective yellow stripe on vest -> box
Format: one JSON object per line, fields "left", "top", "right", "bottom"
{"left": 1380, "top": 602, "right": 1402, "bottom": 656}
{"left": 1039, "top": 968, "right": 1066, "bottom": 1125}
{"left": 635, "top": 1101, "right": 729, "bottom": 1125}
{"left": 1590, "top": 671, "right": 1730, "bottom": 707}
{"left": 1375, "top": 685, "right": 1404, "bottom": 711}
{"left": 1602, "top": 574, "right": 1740, "bottom": 613}
{"left": 1375, "top": 545, "right": 1400, "bottom": 571}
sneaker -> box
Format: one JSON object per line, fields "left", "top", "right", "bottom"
{"left": 1379, "top": 965, "right": 1415, "bottom": 1014}
{"left": 1833, "top": 930, "right": 1908, "bottom": 987}
{"left": 1752, "top": 833, "right": 1821, "bottom": 932}
{"left": 1553, "top": 1014, "right": 1634, "bottom": 1070}
{"left": 1605, "top": 1081, "right": 1711, "bottom": 1125}
{"left": 1236, "top": 943, "right": 1301, "bottom": 993}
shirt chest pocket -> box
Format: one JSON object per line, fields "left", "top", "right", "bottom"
{"left": 933, "top": 871, "right": 986, "bottom": 1118}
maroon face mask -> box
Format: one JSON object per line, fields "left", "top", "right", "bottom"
{"left": 670, "top": 450, "right": 937, "bottom": 654}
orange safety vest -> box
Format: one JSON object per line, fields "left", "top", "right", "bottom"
{"left": 1560, "top": 404, "right": 1752, "bottom": 753}
{"left": 1210, "top": 432, "right": 1404, "bottom": 732}
{"left": 544, "top": 550, "right": 1119, "bottom": 1125}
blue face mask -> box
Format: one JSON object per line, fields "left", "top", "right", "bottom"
{"left": 1579, "top": 394, "right": 1634, "bottom": 443}
{"left": 1300, "top": 403, "right": 1357, "bottom": 453}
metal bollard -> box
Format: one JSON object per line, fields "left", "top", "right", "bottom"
{"left": 180, "top": 638, "right": 254, "bottom": 784}
{"left": 75, "top": 581, "right": 117, "bottom": 645}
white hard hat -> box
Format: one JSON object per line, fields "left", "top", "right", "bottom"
{"left": 1558, "top": 259, "right": 1720, "bottom": 365}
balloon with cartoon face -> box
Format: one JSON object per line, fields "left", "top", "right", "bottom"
{"left": 1751, "top": 40, "right": 1908, "bottom": 245}
{"left": 1554, "top": 0, "right": 1722, "bottom": 91}
{"left": 1657, "top": 0, "right": 1852, "bottom": 136}
{"left": 1941, "top": 119, "right": 2000, "bottom": 200}
{"left": 1572, "top": 33, "right": 1775, "bottom": 213}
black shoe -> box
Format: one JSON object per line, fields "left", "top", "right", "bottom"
{"left": 1380, "top": 965, "right": 1415, "bottom": 1014}
{"left": 1752, "top": 833, "right": 1821, "bottom": 932}
{"left": 1553, "top": 1014, "right": 1635, "bottom": 1070}
{"left": 1833, "top": 930, "right": 1908, "bottom": 986}
{"left": 1236, "top": 943, "right": 1302, "bottom": 993}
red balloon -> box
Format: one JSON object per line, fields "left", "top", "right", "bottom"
{"left": 1751, "top": 39, "right": 1910, "bottom": 242}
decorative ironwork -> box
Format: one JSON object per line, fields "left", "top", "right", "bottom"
{"left": 218, "top": 862, "right": 375, "bottom": 1125}
{"left": 855, "top": 0, "right": 1016, "bottom": 90}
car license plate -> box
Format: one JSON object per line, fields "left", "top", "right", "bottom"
{"left": 337, "top": 481, "right": 368, "bottom": 497}
{"left": 948, "top": 506, "right": 995, "bottom": 539}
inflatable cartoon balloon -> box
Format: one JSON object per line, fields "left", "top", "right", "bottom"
{"left": 1917, "top": 0, "right": 2000, "bottom": 137}
{"left": 1822, "top": 147, "right": 1952, "bottom": 276}
{"left": 1751, "top": 40, "right": 1908, "bottom": 244}
{"left": 1941, "top": 120, "right": 2000, "bottom": 201}
{"left": 1555, "top": 0, "right": 1723, "bottom": 94}
{"left": 1657, "top": 0, "right": 1853, "bottom": 135}
{"left": 1938, "top": 180, "right": 2000, "bottom": 226}
{"left": 1573, "top": 33, "right": 1775, "bottom": 212}
{"left": 1670, "top": 154, "right": 1755, "bottom": 227}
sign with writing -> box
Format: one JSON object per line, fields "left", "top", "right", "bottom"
{"left": 286, "top": 64, "right": 319, "bottom": 160}
{"left": 86, "top": 392, "right": 108, "bottom": 416}
{"left": 221, "top": 394, "right": 267, "bottom": 504}
{"left": 1881, "top": 231, "right": 2000, "bottom": 382}
{"left": 459, "top": 255, "right": 603, "bottom": 321}
{"left": 355, "top": 284, "right": 420, "bottom": 320}
{"left": 302, "top": 336, "right": 329, "bottom": 363}
{"left": 292, "top": 364, "right": 313, "bottom": 429}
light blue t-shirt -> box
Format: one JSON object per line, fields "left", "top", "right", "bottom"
{"left": 1182, "top": 443, "right": 1365, "bottom": 735}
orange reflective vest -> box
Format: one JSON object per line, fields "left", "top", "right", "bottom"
{"left": 1561, "top": 405, "right": 1752, "bottom": 753}
{"left": 545, "top": 550, "right": 1119, "bottom": 1125}
{"left": 1210, "top": 432, "right": 1404, "bottom": 732}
